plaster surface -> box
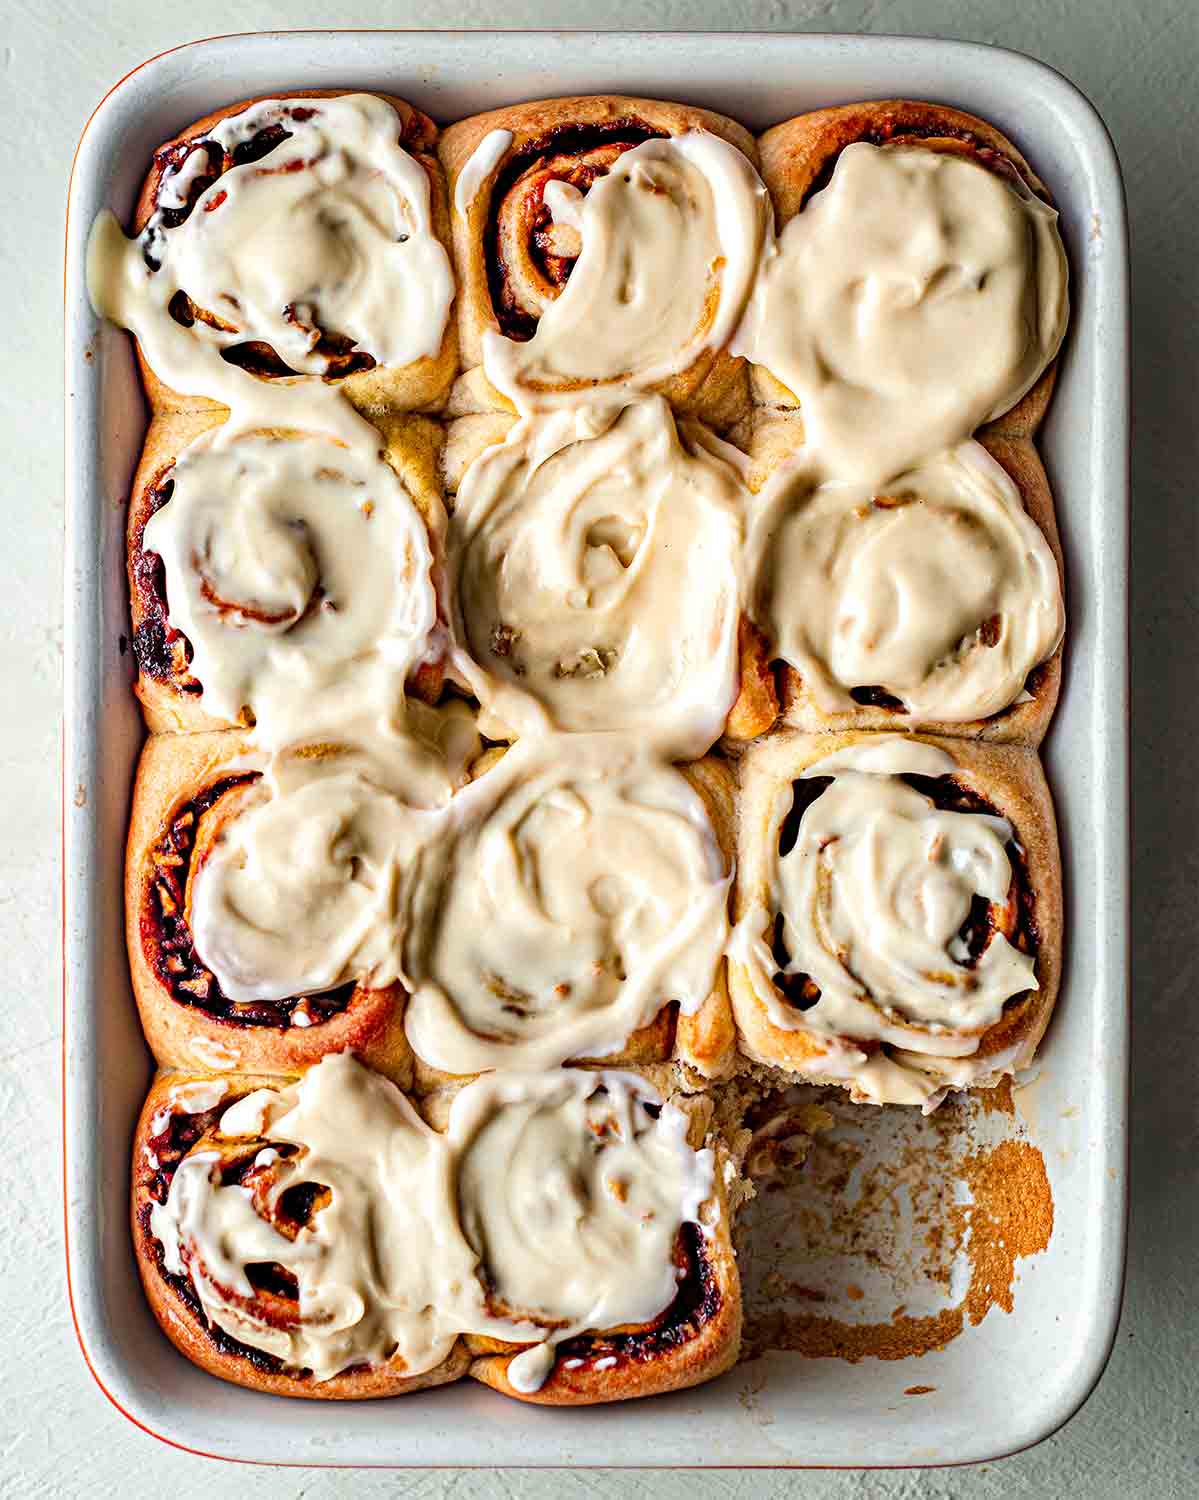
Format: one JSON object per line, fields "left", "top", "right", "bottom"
{"left": 4, "top": 1, "right": 1194, "bottom": 1495}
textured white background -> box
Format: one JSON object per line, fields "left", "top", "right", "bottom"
{"left": 6, "top": 1, "right": 1195, "bottom": 1495}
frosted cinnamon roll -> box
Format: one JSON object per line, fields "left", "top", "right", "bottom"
{"left": 88, "top": 91, "right": 457, "bottom": 416}
{"left": 736, "top": 100, "right": 1069, "bottom": 483}
{"left": 127, "top": 409, "right": 446, "bottom": 743}
{"left": 439, "top": 96, "right": 769, "bottom": 427}
{"left": 446, "top": 396, "right": 776, "bottom": 755}
{"left": 402, "top": 738, "right": 737, "bottom": 1086}
{"left": 729, "top": 733, "right": 1061, "bottom": 1109}
{"left": 448, "top": 1070, "right": 740, "bottom": 1404}
{"left": 749, "top": 436, "right": 1065, "bottom": 743}
{"left": 132, "top": 1055, "right": 473, "bottom": 1397}
{"left": 125, "top": 719, "right": 477, "bottom": 1081}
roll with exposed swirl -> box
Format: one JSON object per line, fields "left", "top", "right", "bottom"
{"left": 125, "top": 718, "right": 478, "bottom": 1081}
{"left": 445, "top": 396, "right": 777, "bottom": 754}
{"left": 748, "top": 436, "right": 1065, "bottom": 743}
{"left": 728, "top": 732, "right": 1061, "bottom": 1109}
{"left": 438, "top": 95, "right": 770, "bottom": 427}
{"left": 132, "top": 1056, "right": 474, "bottom": 1397}
{"left": 735, "top": 99, "right": 1069, "bottom": 485}
{"left": 402, "top": 737, "right": 738, "bottom": 1087}
{"left": 88, "top": 91, "right": 457, "bottom": 417}
{"left": 445, "top": 1069, "right": 740, "bottom": 1404}
{"left": 126, "top": 409, "right": 448, "bottom": 743}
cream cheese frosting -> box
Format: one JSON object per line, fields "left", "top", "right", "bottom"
{"left": 402, "top": 736, "right": 732, "bottom": 1073}
{"left": 732, "top": 736, "right": 1037, "bottom": 1106}
{"left": 448, "top": 1069, "right": 714, "bottom": 1393}
{"left": 734, "top": 142, "right": 1069, "bottom": 483}
{"left": 448, "top": 396, "right": 747, "bottom": 757}
{"left": 88, "top": 94, "right": 453, "bottom": 403}
{"left": 149, "top": 1055, "right": 715, "bottom": 1389}
{"left": 143, "top": 426, "right": 440, "bottom": 750}
{"left": 746, "top": 441, "right": 1064, "bottom": 722}
{"left": 481, "top": 131, "right": 769, "bottom": 413}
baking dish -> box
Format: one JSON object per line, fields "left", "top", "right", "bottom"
{"left": 63, "top": 30, "right": 1129, "bottom": 1468}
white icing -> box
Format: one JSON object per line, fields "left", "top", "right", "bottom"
{"left": 734, "top": 143, "right": 1069, "bottom": 483}
{"left": 747, "top": 441, "right": 1064, "bottom": 722}
{"left": 448, "top": 397, "right": 747, "bottom": 757}
{"left": 402, "top": 736, "right": 731, "bottom": 1073}
{"left": 482, "top": 131, "right": 769, "bottom": 412}
{"left": 454, "top": 128, "right": 514, "bottom": 217}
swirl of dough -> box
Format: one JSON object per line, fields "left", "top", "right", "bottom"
{"left": 447, "top": 1069, "right": 714, "bottom": 1393}
{"left": 746, "top": 441, "right": 1064, "bottom": 722}
{"left": 449, "top": 397, "right": 746, "bottom": 757}
{"left": 481, "top": 131, "right": 769, "bottom": 411}
{"left": 402, "top": 737, "right": 731, "bottom": 1073}
{"left": 142, "top": 427, "right": 438, "bottom": 749}
{"left": 734, "top": 143, "right": 1068, "bottom": 482}
{"left": 149, "top": 1053, "right": 475, "bottom": 1382}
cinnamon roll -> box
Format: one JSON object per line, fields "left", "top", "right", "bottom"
{"left": 728, "top": 732, "right": 1062, "bottom": 1109}
{"left": 748, "top": 435, "right": 1065, "bottom": 743}
{"left": 125, "top": 720, "right": 477, "bottom": 1081}
{"left": 88, "top": 91, "right": 457, "bottom": 417}
{"left": 446, "top": 1069, "right": 740, "bottom": 1404}
{"left": 132, "top": 1056, "right": 472, "bottom": 1397}
{"left": 438, "top": 96, "right": 769, "bottom": 427}
{"left": 126, "top": 409, "right": 447, "bottom": 742}
{"left": 402, "top": 737, "right": 738, "bottom": 1088}
{"left": 445, "top": 396, "right": 776, "bottom": 755}
{"left": 735, "top": 100, "right": 1069, "bottom": 483}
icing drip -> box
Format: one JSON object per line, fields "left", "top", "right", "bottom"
{"left": 88, "top": 94, "right": 453, "bottom": 399}
{"left": 731, "top": 737, "right": 1037, "bottom": 1106}
{"left": 481, "top": 131, "right": 769, "bottom": 412}
{"left": 449, "top": 397, "right": 746, "bottom": 757}
{"left": 142, "top": 426, "right": 439, "bottom": 749}
{"left": 734, "top": 143, "right": 1068, "bottom": 483}
{"left": 402, "top": 736, "right": 731, "bottom": 1073}
{"left": 746, "top": 441, "right": 1064, "bottom": 722}
{"left": 150, "top": 1056, "right": 715, "bottom": 1389}
{"left": 447, "top": 1070, "right": 715, "bottom": 1392}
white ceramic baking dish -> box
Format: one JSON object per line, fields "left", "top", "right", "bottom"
{"left": 63, "top": 30, "right": 1129, "bottom": 1468}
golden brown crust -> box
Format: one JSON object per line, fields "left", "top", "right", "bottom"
{"left": 131, "top": 1068, "right": 469, "bottom": 1398}
{"left": 438, "top": 95, "right": 758, "bottom": 431}
{"left": 776, "top": 434, "right": 1065, "bottom": 746}
{"left": 729, "top": 730, "right": 1062, "bottom": 1090}
{"left": 125, "top": 411, "right": 448, "bottom": 735}
{"left": 752, "top": 99, "right": 1060, "bottom": 443}
{"left": 125, "top": 731, "right": 414, "bottom": 1085}
{"left": 128, "top": 90, "right": 458, "bottom": 418}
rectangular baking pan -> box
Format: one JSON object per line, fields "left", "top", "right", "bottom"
{"left": 63, "top": 30, "right": 1129, "bottom": 1468}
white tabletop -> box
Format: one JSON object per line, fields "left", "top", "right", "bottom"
{"left": 7, "top": 1, "right": 1193, "bottom": 1494}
